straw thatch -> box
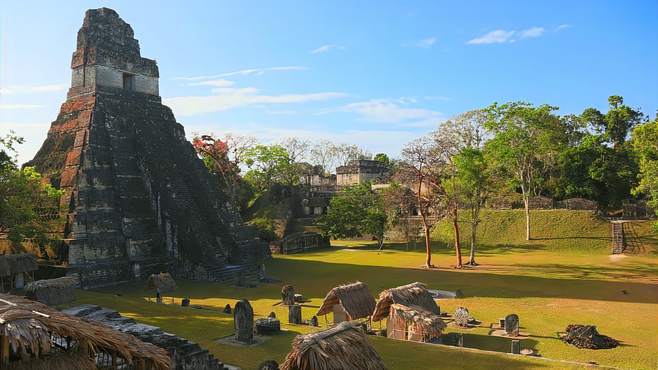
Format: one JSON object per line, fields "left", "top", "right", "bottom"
{"left": 316, "top": 281, "right": 376, "bottom": 320}
{"left": 24, "top": 276, "right": 78, "bottom": 306}
{"left": 372, "top": 282, "right": 445, "bottom": 342}
{"left": 0, "top": 294, "right": 170, "bottom": 370}
{"left": 388, "top": 303, "right": 446, "bottom": 341}
{"left": 147, "top": 272, "right": 177, "bottom": 293}
{"left": 371, "top": 282, "right": 439, "bottom": 321}
{"left": 0, "top": 253, "right": 37, "bottom": 277}
{"left": 280, "top": 321, "right": 386, "bottom": 370}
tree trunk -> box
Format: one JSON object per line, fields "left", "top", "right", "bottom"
{"left": 524, "top": 196, "right": 531, "bottom": 240}
{"left": 468, "top": 221, "right": 477, "bottom": 265}
{"left": 377, "top": 237, "right": 384, "bottom": 251}
{"left": 421, "top": 214, "right": 433, "bottom": 268}
{"left": 452, "top": 208, "right": 463, "bottom": 268}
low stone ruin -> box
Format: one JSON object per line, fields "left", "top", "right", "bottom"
{"left": 64, "top": 304, "right": 224, "bottom": 369}
{"left": 255, "top": 318, "right": 281, "bottom": 335}
{"left": 562, "top": 325, "right": 619, "bottom": 349}
{"left": 234, "top": 299, "right": 254, "bottom": 344}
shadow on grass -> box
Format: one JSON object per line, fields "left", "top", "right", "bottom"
{"left": 443, "top": 332, "right": 540, "bottom": 354}
{"left": 93, "top": 257, "right": 658, "bottom": 305}
{"left": 338, "top": 240, "right": 550, "bottom": 255}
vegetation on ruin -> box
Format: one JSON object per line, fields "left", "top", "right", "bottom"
{"left": 0, "top": 133, "right": 63, "bottom": 250}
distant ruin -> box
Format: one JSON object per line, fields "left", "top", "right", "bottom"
{"left": 26, "top": 8, "right": 269, "bottom": 288}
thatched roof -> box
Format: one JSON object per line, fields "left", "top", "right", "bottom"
{"left": 371, "top": 282, "right": 439, "bottom": 321}
{"left": 147, "top": 272, "right": 176, "bottom": 293}
{"left": 316, "top": 281, "right": 376, "bottom": 320}
{"left": 0, "top": 253, "right": 38, "bottom": 277}
{"left": 389, "top": 303, "right": 446, "bottom": 339}
{"left": 0, "top": 294, "right": 170, "bottom": 370}
{"left": 24, "top": 276, "right": 78, "bottom": 306}
{"left": 280, "top": 321, "right": 386, "bottom": 370}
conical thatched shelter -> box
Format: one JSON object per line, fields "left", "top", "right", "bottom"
{"left": 0, "top": 294, "right": 170, "bottom": 369}
{"left": 24, "top": 276, "right": 78, "bottom": 306}
{"left": 316, "top": 281, "right": 376, "bottom": 324}
{"left": 372, "top": 282, "right": 446, "bottom": 342}
{"left": 280, "top": 321, "right": 386, "bottom": 370}
{"left": 146, "top": 272, "right": 177, "bottom": 293}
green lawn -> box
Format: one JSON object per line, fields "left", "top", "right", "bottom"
{"left": 72, "top": 210, "right": 658, "bottom": 370}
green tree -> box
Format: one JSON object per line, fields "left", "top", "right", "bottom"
{"left": 318, "top": 182, "right": 388, "bottom": 249}
{"left": 485, "top": 102, "right": 566, "bottom": 240}
{"left": 373, "top": 153, "right": 391, "bottom": 166}
{"left": 449, "top": 148, "right": 492, "bottom": 265}
{"left": 396, "top": 135, "right": 447, "bottom": 267}
{"left": 0, "top": 133, "right": 63, "bottom": 250}
{"left": 554, "top": 96, "right": 642, "bottom": 208}
{"left": 243, "top": 144, "right": 297, "bottom": 193}
{"left": 632, "top": 116, "right": 658, "bottom": 228}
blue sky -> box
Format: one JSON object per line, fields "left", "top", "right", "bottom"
{"left": 1, "top": 0, "right": 657, "bottom": 165}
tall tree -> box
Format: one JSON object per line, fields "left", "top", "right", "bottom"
{"left": 485, "top": 102, "right": 565, "bottom": 240}
{"left": 632, "top": 116, "right": 658, "bottom": 227}
{"left": 554, "top": 96, "right": 642, "bottom": 208}
{"left": 450, "top": 148, "right": 491, "bottom": 265}
{"left": 437, "top": 109, "right": 490, "bottom": 267}
{"left": 243, "top": 144, "right": 296, "bottom": 193}
{"left": 193, "top": 134, "right": 244, "bottom": 211}
{"left": 280, "top": 137, "right": 311, "bottom": 164}
{"left": 396, "top": 135, "right": 447, "bottom": 267}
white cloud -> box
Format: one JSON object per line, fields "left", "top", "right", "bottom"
{"left": 325, "top": 98, "right": 443, "bottom": 127}
{"left": 188, "top": 79, "right": 235, "bottom": 88}
{"left": 0, "top": 104, "right": 43, "bottom": 110}
{"left": 164, "top": 85, "right": 346, "bottom": 116}
{"left": 519, "top": 27, "right": 545, "bottom": 39}
{"left": 414, "top": 37, "right": 437, "bottom": 48}
{"left": 467, "top": 26, "right": 546, "bottom": 44}
{"left": 555, "top": 24, "right": 572, "bottom": 32}
{"left": 174, "top": 66, "right": 307, "bottom": 81}
{"left": 0, "top": 83, "right": 67, "bottom": 95}
{"left": 310, "top": 44, "right": 344, "bottom": 54}
{"left": 467, "top": 30, "right": 516, "bottom": 44}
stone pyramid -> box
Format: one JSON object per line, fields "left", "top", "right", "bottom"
{"left": 27, "top": 8, "right": 268, "bottom": 288}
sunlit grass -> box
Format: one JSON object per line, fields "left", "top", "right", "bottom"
{"left": 71, "top": 210, "right": 658, "bottom": 369}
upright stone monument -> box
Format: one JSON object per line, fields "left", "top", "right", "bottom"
{"left": 454, "top": 307, "right": 470, "bottom": 327}
{"left": 234, "top": 299, "right": 254, "bottom": 343}
{"left": 505, "top": 314, "right": 520, "bottom": 336}
{"left": 26, "top": 8, "right": 269, "bottom": 288}
{"left": 281, "top": 285, "right": 295, "bottom": 305}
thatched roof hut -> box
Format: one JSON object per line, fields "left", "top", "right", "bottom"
{"left": 0, "top": 294, "right": 170, "bottom": 370}
{"left": 24, "top": 276, "right": 78, "bottom": 306}
{"left": 147, "top": 272, "right": 176, "bottom": 293}
{"left": 372, "top": 282, "right": 446, "bottom": 342}
{"left": 0, "top": 253, "right": 37, "bottom": 277}
{"left": 280, "top": 321, "right": 386, "bottom": 370}
{"left": 316, "top": 281, "right": 375, "bottom": 324}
